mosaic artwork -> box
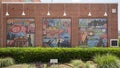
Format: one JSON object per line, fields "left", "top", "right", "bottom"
{"left": 7, "top": 18, "right": 35, "bottom": 47}
{"left": 79, "top": 19, "right": 107, "bottom": 47}
{"left": 43, "top": 19, "right": 71, "bottom": 47}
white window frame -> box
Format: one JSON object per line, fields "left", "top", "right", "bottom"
{"left": 110, "top": 39, "right": 119, "bottom": 47}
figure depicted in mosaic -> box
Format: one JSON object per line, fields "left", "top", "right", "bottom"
{"left": 7, "top": 18, "right": 35, "bottom": 47}
{"left": 43, "top": 19, "right": 71, "bottom": 47}
{"left": 79, "top": 19, "right": 107, "bottom": 47}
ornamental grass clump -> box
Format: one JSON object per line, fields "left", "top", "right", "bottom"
{"left": 0, "top": 57, "right": 15, "bottom": 67}
{"left": 70, "top": 59, "right": 84, "bottom": 68}
{"left": 85, "top": 61, "right": 96, "bottom": 68}
{"left": 94, "top": 54, "right": 120, "bottom": 68}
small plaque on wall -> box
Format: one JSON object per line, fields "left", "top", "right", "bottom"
{"left": 110, "top": 39, "right": 118, "bottom": 47}
{"left": 112, "top": 9, "right": 116, "bottom": 13}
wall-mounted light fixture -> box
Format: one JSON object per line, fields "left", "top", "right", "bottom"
{"left": 104, "top": 4, "right": 108, "bottom": 16}
{"left": 47, "top": 3, "right": 50, "bottom": 16}
{"left": 6, "top": 4, "right": 10, "bottom": 16}
{"left": 63, "top": 3, "right": 67, "bottom": 16}
{"left": 88, "top": 12, "right": 92, "bottom": 16}
{"left": 22, "top": 4, "right": 26, "bottom": 16}
{"left": 88, "top": 3, "right": 92, "bottom": 16}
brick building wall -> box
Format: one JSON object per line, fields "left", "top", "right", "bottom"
{"left": 0, "top": 3, "right": 118, "bottom": 47}
{"left": 2, "top": 0, "right": 41, "bottom": 2}
{"left": 0, "top": 0, "right": 3, "bottom": 47}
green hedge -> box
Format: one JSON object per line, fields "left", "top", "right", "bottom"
{"left": 0, "top": 47, "right": 120, "bottom": 63}
{"left": 119, "top": 37, "right": 120, "bottom": 46}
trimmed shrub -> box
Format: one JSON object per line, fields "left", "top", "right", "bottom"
{"left": 0, "top": 57, "right": 15, "bottom": 67}
{"left": 119, "top": 37, "right": 120, "bottom": 47}
{"left": 94, "top": 54, "right": 120, "bottom": 68}
{"left": 1, "top": 47, "right": 120, "bottom": 63}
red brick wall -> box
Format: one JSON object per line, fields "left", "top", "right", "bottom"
{"left": 0, "top": 4, "right": 118, "bottom": 47}
{"left": 0, "top": 1, "right": 1, "bottom": 7}
{"left": 0, "top": 0, "right": 3, "bottom": 47}
{"left": 2, "top": 0, "right": 41, "bottom": 2}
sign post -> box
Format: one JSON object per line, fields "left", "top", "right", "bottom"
{"left": 50, "top": 59, "right": 58, "bottom": 68}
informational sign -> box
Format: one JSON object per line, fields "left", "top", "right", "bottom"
{"left": 50, "top": 59, "right": 58, "bottom": 63}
